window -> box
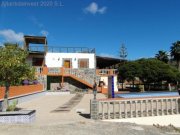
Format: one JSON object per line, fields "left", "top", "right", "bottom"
{"left": 78, "top": 59, "right": 89, "bottom": 68}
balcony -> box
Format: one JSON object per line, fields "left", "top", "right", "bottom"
{"left": 28, "top": 46, "right": 95, "bottom": 53}
{"left": 35, "top": 67, "right": 117, "bottom": 76}
{"left": 96, "top": 69, "right": 118, "bottom": 76}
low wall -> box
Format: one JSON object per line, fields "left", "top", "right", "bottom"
{"left": 91, "top": 96, "right": 180, "bottom": 120}
{"left": 0, "top": 110, "right": 36, "bottom": 123}
{"left": 0, "top": 84, "right": 43, "bottom": 100}
{"left": 0, "top": 91, "right": 46, "bottom": 111}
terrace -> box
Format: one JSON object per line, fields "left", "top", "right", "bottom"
{"left": 28, "top": 46, "right": 96, "bottom": 54}
{"left": 24, "top": 35, "right": 95, "bottom": 54}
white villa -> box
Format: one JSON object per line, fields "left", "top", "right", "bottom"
{"left": 24, "top": 35, "right": 119, "bottom": 93}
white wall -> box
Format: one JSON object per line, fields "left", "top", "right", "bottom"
{"left": 113, "top": 76, "right": 118, "bottom": 92}
{"left": 45, "top": 53, "right": 95, "bottom": 68}
{"left": 100, "top": 76, "right": 118, "bottom": 92}
{"left": 100, "top": 76, "right": 108, "bottom": 88}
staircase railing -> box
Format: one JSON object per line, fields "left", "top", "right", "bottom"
{"left": 35, "top": 67, "right": 100, "bottom": 87}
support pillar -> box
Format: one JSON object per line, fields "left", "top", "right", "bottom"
{"left": 156, "top": 100, "right": 158, "bottom": 116}
{"left": 145, "top": 100, "right": 148, "bottom": 116}
{"left": 151, "top": 100, "right": 153, "bottom": 116}
{"left": 140, "top": 100, "right": 143, "bottom": 117}
{"left": 176, "top": 99, "right": 179, "bottom": 114}
{"left": 102, "top": 102, "right": 104, "bottom": 119}
{"left": 161, "top": 99, "right": 164, "bottom": 115}
{"left": 107, "top": 102, "right": 110, "bottom": 119}
{"left": 135, "top": 101, "right": 138, "bottom": 117}
{"left": 124, "top": 101, "right": 127, "bottom": 118}
{"left": 166, "top": 99, "right": 168, "bottom": 115}
{"left": 113, "top": 102, "right": 115, "bottom": 119}
{"left": 129, "top": 101, "right": 132, "bottom": 118}
{"left": 171, "top": 99, "right": 174, "bottom": 114}
{"left": 90, "top": 99, "right": 99, "bottom": 120}
{"left": 119, "top": 102, "right": 121, "bottom": 118}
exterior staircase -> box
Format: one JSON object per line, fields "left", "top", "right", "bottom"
{"left": 35, "top": 67, "right": 100, "bottom": 89}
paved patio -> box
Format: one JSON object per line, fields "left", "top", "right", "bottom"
{"left": 17, "top": 93, "right": 106, "bottom": 125}
{"left": 0, "top": 93, "right": 180, "bottom": 135}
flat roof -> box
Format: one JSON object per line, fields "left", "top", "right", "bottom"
{"left": 96, "top": 56, "right": 123, "bottom": 69}
{"left": 24, "top": 35, "right": 47, "bottom": 44}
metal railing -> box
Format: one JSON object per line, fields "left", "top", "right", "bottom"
{"left": 48, "top": 67, "right": 61, "bottom": 74}
{"left": 96, "top": 69, "right": 118, "bottom": 76}
{"left": 35, "top": 66, "right": 43, "bottom": 74}
{"left": 48, "top": 47, "right": 95, "bottom": 53}
{"left": 91, "top": 96, "right": 180, "bottom": 120}
{"left": 28, "top": 46, "right": 95, "bottom": 53}
{"left": 28, "top": 46, "right": 46, "bottom": 52}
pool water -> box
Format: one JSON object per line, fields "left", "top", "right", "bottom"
{"left": 115, "top": 91, "right": 179, "bottom": 98}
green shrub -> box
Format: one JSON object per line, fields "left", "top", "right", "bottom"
{"left": 7, "top": 100, "right": 18, "bottom": 111}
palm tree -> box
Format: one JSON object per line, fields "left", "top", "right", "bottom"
{"left": 155, "top": 50, "right": 169, "bottom": 63}
{"left": 170, "top": 41, "right": 180, "bottom": 71}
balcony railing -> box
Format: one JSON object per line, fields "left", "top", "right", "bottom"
{"left": 28, "top": 46, "right": 95, "bottom": 53}
{"left": 96, "top": 69, "right": 118, "bottom": 76}
{"left": 48, "top": 68, "right": 61, "bottom": 74}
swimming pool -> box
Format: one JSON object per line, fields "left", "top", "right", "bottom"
{"left": 115, "top": 91, "right": 179, "bottom": 98}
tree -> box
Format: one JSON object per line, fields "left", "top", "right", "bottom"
{"left": 0, "top": 43, "right": 35, "bottom": 111}
{"left": 118, "top": 61, "right": 141, "bottom": 90}
{"left": 119, "top": 44, "right": 128, "bottom": 61}
{"left": 155, "top": 50, "right": 169, "bottom": 63}
{"left": 137, "top": 58, "right": 180, "bottom": 90}
{"left": 118, "top": 58, "right": 180, "bottom": 91}
{"left": 170, "top": 41, "right": 180, "bottom": 71}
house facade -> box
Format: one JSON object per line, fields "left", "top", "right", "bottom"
{"left": 24, "top": 35, "right": 118, "bottom": 93}
{"left": 45, "top": 52, "right": 95, "bottom": 68}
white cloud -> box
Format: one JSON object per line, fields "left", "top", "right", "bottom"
{"left": 30, "top": 16, "right": 44, "bottom": 28}
{"left": 84, "top": 2, "right": 107, "bottom": 14}
{"left": 40, "top": 30, "right": 49, "bottom": 37}
{"left": 0, "top": 29, "right": 24, "bottom": 42}
{"left": 98, "top": 7, "right": 107, "bottom": 14}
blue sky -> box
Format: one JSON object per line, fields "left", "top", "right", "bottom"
{"left": 0, "top": 0, "right": 180, "bottom": 60}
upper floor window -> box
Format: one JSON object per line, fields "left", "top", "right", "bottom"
{"left": 78, "top": 59, "right": 89, "bottom": 68}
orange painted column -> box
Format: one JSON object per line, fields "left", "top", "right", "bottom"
{"left": 96, "top": 69, "right": 99, "bottom": 75}
{"left": 101, "top": 87, "right": 108, "bottom": 94}
{"left": 109, "top": 70, "right": 113, "bottom": 75}
{"left": 61, "top": 67, "right": 64, "bottom": 87}
{"left": 42, "top": 67, "right": 48, "bottom": 75}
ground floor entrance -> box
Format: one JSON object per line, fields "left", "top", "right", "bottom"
{"left": 47, "top": 76, "right": 90, "bottom": 91}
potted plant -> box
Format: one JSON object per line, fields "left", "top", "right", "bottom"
{"left": 33, "top": 79, "right": 38, "bottom": 85}
{"left": 22, "top": 79, "right": 29, "bottom": 85}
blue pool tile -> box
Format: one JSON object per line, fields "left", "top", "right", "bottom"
{"left": 115, "top": 92, "right": 179, "bottom": 98}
